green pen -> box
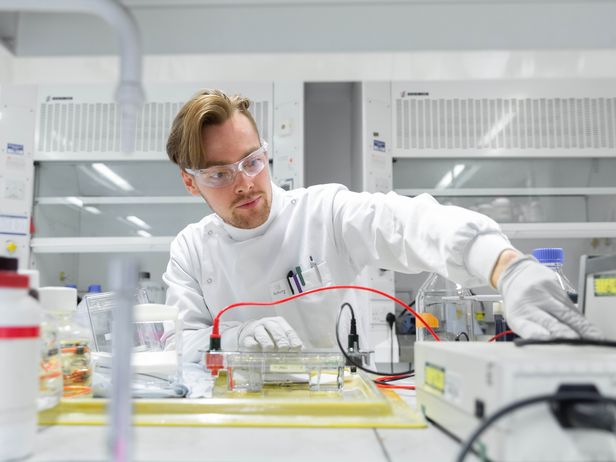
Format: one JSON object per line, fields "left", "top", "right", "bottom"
{"left": 295, "top": 266, "right": 305, "bottom": 286}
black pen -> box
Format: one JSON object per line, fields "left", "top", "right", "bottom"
{"left": 286, "top": 270, "right": 295, "bottom": 294}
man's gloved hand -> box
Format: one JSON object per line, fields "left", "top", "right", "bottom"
{"left": 497, "top": 255, "right": 602, "bottom": 340}
{"left": 237, "top": 316, "right": 303, "bottom": 351}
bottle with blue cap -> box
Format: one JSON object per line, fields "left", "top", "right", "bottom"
{"left": 531, "top": 247, "right": 578, "bottom": 304}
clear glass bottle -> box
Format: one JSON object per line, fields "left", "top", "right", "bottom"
{"left": 20, "top": 271, "right": 63, "bottom": 411}
{"left": 39, "top": 287, "right": 92, "bottom": 399}
{"left": 532, "top": 248, "right": 578, "bottom": 304}
{"left": 138, "top": 271, "right": 165, "bottom": 304}
{"left": 39, "top": 313, "right": 63, "bottom": 409}
{"left": 416, "top": 273, "right": 474, "bottom": 341}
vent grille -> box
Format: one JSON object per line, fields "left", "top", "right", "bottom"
{"left": 394, "top": 97, "right": 616, "bottom": 150}
{"left": 37, "top": 100, "right": 270, "bottom": 154}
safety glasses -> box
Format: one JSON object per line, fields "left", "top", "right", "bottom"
{"left": 185, "top": 141, "right": 269, "bottom": 189}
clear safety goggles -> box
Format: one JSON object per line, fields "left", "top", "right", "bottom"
{"left": 185, "top": 141, "right": 269, "bottom": 189}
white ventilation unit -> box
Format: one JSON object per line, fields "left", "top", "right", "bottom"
{"left": 392, "top": 80, "right": 616, "bottom": 157}
{"left": 34, "top": 83, "right": 273, "bottom": 159}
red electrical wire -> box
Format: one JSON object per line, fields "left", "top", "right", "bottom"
{"left": 488, "top": 329, "right": 515, "bottom": 342}
{"left": 210, "top": 284, "right": 440, "bottom": 341}
{"left": 376, "top": 383, "right": 416, "bottom": 390}
{"left": 375, "top": 374, "right": 413, "bottom": 382}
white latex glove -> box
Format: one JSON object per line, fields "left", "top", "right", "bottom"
{"left": 497, "top": 255, "right": 602, "bottom": 340}
{"left": 237, "top": 316, "right": 303, "bottom": 352}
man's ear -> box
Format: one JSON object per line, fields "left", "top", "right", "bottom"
{"left": 180, "top": 170, "right": 201, "bottom": 196}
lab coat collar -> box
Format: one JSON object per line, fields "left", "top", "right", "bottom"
{"left": 218, "top": 182, "right": 285, "bottom": 242}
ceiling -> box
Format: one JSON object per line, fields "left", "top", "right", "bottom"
{"left": 1, "top": 0, "right": 616, "bottom": 57}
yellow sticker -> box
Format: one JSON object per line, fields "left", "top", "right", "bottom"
{"left": 594, "top": 274, "right": 616, "bottom": 297}
{"left": 475, "top": 311, "right": 485, "bottom": 321}
{"left": 425, "top": 363, "right": 445, "bottom": 394}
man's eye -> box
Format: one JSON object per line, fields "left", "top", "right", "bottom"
{"left": 207, "top": 170, "right": 228, "bottom": 180}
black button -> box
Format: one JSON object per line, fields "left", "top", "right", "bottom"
{"left": 475, "top": 399, "right": 485, "bottom": 419}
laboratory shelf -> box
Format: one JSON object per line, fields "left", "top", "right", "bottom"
{"left": 34, "top": 152, "right": 169, "bottom": 162}
{"left": 35, "top": 196, "right": 202, "bottom": 205}
{"left": 396, "top": 187, "right": 616, "bottom": 197}
{"left": 392, "top": 151, "right": 616, "bottom": 159}
{"left": 30, "top": 236, "right": 174, "bottom": 253}
{"left": 500, "top": 222, "right": 616, "bottom": 239}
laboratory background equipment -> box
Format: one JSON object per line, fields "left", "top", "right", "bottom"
{"left": 39, "top": 286, "right": 92, "bottom": 399}
{"left": 416, "top": 272, "right": 500, "bottom": 342}
{"left": 578, "top": 253, "right": 616, "bottom": 340}
{"left": 80, "top": 290, "right": 182, "bottom": 380}
{"left": 415, "top": 342, "right": 616, "bottom": 462}
{"left": 532, "top": 247, "right": 578, "bottom": 303}
{"left": 33, "top": 273, "right": 63, "bottom": 411}
{"left": 78, "top": 289, "right": 149, "bottom": 353}
{"left": 93, "top": 302, "right": 182, "bottom": 380}
{"left": 0, "top": 271, "right": 41, "bottom": 462}
{"left": 138, "top": 271, "right": 165, "bottom": 304}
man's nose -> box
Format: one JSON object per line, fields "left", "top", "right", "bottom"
{"left": 234, "top": 170, "right": 254, "bottom": 194}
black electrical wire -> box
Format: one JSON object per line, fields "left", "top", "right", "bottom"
{"left": 515, "top": 338, "right": 616, "bottom": 348}
{"left": 335, "top": 303, "right": 414, "bottom": 377}
{"left": 390, "top": 329, "right": 394, "bottom": 374}
{"left": 456, "top": 392, "right": 616, "bottom": 462}
{"left": 455, "top": 332, "right": 470, "bottom": 342}
{"left": 397, "top": 298, "right": 416, "bottom": 318}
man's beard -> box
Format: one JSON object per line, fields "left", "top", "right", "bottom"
{"left": 202, "top": 192, "right": 272, "bottom": 229}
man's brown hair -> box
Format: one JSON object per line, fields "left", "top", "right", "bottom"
{"left": 166, "top": 89, "right": 259, "bottom": 169}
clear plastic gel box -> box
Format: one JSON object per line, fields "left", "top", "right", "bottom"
{"left": 224, "top": 351, "right": 346, "bottom": 393}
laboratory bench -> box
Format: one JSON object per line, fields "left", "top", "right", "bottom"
{"left": 31, "top": 388, "right": 465, "bottom": 462}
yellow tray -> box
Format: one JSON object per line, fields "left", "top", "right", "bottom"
{"left": 39, "top": 373, "right": 425, "bottom": 429}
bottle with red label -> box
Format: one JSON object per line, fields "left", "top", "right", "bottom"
{"left": 0, "top": 268, "right": 42, "bottom": 461}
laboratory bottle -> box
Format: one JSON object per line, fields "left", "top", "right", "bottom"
{"left": 532, "top": 248, "right": 578, "bottom": 304}
{"left": 0, "top": 271, "right": 41, "bottom": 462}
{"left": 138, "top": 271, "right": 165, "bottom": 304}
{"left": 39, "top": 287, "right": 93, "bottom": 399}
{"left": 32, "top": 282, "right": 63, "bottom": 411}
{"left": 416, "top": 273, "right": 473, "bottom": 341}
{"left": 18, "top": 269, "right": 64, "bottom": 410}
{"left": 87, "top": 284, "right": 102, "bottom": 293}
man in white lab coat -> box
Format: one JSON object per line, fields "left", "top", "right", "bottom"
{"left": 163, "top": 89, "right": 599, "bottom": 363}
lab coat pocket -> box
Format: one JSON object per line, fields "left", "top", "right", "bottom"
{"left": 276, "top": 260, "right": 340, "bottom": 349}
{"left": 302, "top": 261, "right": 333, "bottom": 291}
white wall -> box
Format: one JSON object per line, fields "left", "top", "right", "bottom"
{"left": 9, "top": 50, "right": 616, "bottom": 85}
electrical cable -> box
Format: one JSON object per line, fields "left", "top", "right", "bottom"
{"left": 374, "top": 374, "right": 414, "bottom": 383}
{"left": 335, "top": 303, "right": 414, "bottom": 377}
{"left": 456, "top": 392, "right": 616, "bottom": 462}
{"left": 397, "top": 298, "right": 416, "bottom": 318}
{"left": 386, "top": 312, "right": 396, "bottom": 374}
{"left": 376, "top": 383, "right": 415, "bottom": 391}
{"left": 390, "top": 332, "right": 394, "bottom": 374}
{"left": 488, "top": 330, "right": 514, "bottom": 342}
{"left": 454, "top": 332, "right": 470, "bottom": 341}
{"left": 210, "top": 284, "right": 440, "bottom": 342}
{"left": 514, "top": 338, "right": 616, "bottom": 348}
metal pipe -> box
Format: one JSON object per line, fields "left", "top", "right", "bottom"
{"left": 109, "top": 258, "right": 138, "bottom": 462}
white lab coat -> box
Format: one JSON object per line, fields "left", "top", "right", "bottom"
{"left": 163, "top": 183, "right": 511, "bottom": 363}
